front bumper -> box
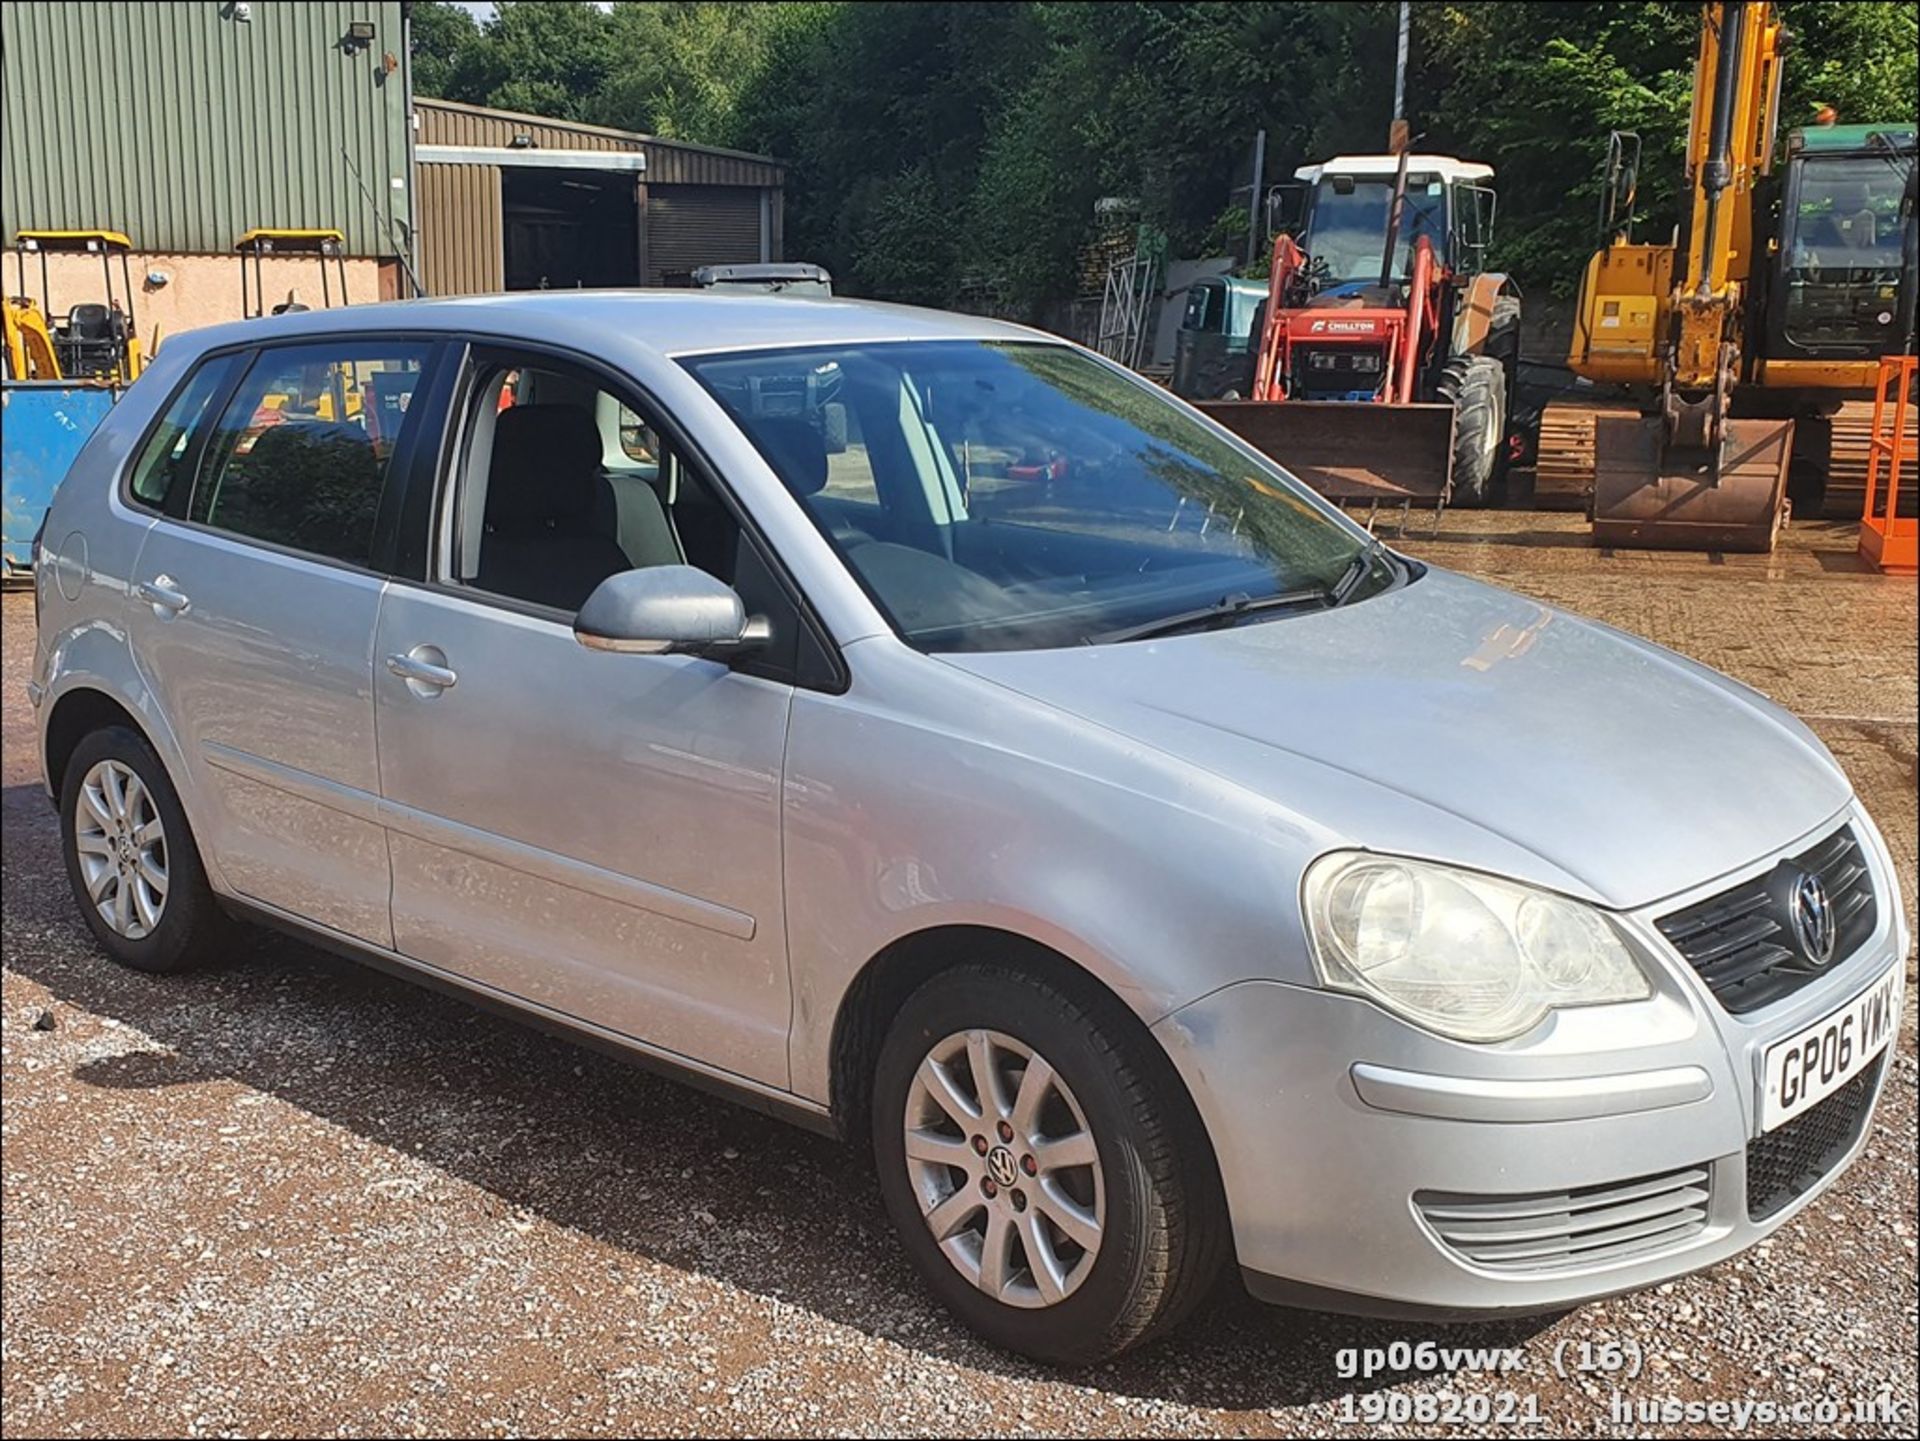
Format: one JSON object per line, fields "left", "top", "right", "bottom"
{"left": 1153, "top": 813, "right": 1909, "bottom": 1317}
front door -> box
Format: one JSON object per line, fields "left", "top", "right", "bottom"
{"left": 125, "top": 338, "right": 434, "bottom": 947}
{"left": 373, "top": 353, "right": 795, "bottom": 1087}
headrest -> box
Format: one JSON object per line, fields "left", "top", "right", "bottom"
{"left": 491, "top": 403, "right": 603, "bottom": 480}
{"left": 487, "top": 404, "right": 603, "bottom": 528}
{"left": 752, "top": 416, "right": 829, "bottom": 497}
{"left": 242, "top": 420, "right": 377, "bottom": 469}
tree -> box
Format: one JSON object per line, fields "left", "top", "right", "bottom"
{"left": 439, "top": 0, "right": 619, "bottom": 122}
{"left": 587, "top": 3, "right": 832, "bottom": 144}
{"left": 407, "top": 1, "right": 1919, "bottom": 309}
{"left": 406, "top": 0, "right": 479, "bottom": 99}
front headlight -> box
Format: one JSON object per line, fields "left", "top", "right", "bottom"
{"left": 1303, "top": 853, "right": 1651, "bottom": 1042}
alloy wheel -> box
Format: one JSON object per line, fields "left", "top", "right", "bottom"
{"left": 902, "top": 1028, "right": 1105, "bottom": 1309}
{"left": 73, "top": 759, "right": 169, "bottom": 940}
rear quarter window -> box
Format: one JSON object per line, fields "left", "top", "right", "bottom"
{"left": 125, "top": 355, "right": 242, "bottom": 510}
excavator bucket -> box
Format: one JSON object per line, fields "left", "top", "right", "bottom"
{"left": 1591, "top": 414, "right": 1792, "bottom": 552}
{"left": 1195, "top": 400, "right": 1456, "bottom": 502}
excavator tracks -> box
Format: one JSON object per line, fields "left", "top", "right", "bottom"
{"left": 1822, "top": 400, "right": 1919, "bottom": 520}
{"left": 1533, "top": 401, "right": 1639, "bottom": 511}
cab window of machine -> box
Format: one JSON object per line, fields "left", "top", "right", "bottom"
{"left": 1782, "top": 154, "right": 1912, "bottom": 348}
{"left": 1452, "top": 185, "right": 1483, "bottom": 272}
{"left": 1183, "top": 284, "right": 1225, "bottom": 333}
{"left": 1309, "top": 177, "right": 1446, "bottom": 282}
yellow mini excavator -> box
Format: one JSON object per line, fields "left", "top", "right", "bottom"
{"left": 9, "top": 230, "right": 145, "bottom": 384}
{"left": 1543, "top": 2, "right": 1918, "bottom": 550}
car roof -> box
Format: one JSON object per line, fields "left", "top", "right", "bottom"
{"left": 163, "top": 290, "right": 1053, "bottom": 364}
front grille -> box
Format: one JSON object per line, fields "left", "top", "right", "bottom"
{"left": 1291, "top": 348, "right": 1387, "bottom": 399}
{"left": 1746, "top": 1054, "right": 1886, "bottom": 1221}
{"left": 1416, "top": 1166, "right": 1711, "bottom": 1274}
{"left": 1656, "top": 825, "right": 1877, "bottom": 1014}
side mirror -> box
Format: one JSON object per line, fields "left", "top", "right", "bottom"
{"left": 1600, "top": 130, "right": 1641, "bottom": 242}
{"left": 1265, "top": 182, "right": 1306, "bottom": 238}
{"left": 573, "top": 565, "right": 771, "bottom": 658}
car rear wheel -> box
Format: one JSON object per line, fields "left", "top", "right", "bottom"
{"left": 59, "top": 726, "right": 227, "bottom": 974}
{"left": 872, "top": 962, "right": 1225, "bottom": 1365}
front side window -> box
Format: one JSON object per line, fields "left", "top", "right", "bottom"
{"left": 687, "top": 341, "right": 1393, "bottom": 652}
{"left": 126, "top": 355, "right": 240, "bottom": 509}
{"left": 445, "top": 360, "right": 756, "bottom": 615}
{"left": 190, "top": 342, "right": 427, "bottom": 566}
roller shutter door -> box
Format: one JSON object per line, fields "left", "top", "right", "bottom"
{"left": 647, "top": 185, "right": 764, "bottom": 286}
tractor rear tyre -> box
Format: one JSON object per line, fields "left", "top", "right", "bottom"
{"left": 1438, "top": 353, "right": 1507, "bottom": 507}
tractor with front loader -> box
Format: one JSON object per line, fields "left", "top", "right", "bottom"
{"left": 1196, "top": 149, "right": 1522, "bottom": 507}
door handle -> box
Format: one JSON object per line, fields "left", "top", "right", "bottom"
{"left": 135, "top": 576, "right": 191, "bottom": 616}
{"left": 386, "top": 648, "right": 458, "bottom": 691}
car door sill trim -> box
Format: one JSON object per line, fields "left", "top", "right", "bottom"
{"left": 202, "top": 741, "right": 385, "bottom": 825}
{"left": 379, "top": 797, "right": 757, "bottom": 941}
{"left": 218, "top": 894, "right": 833, "bottom": 1135}
{"left": 200, "top": 742, "right": 755, "bottom": 941}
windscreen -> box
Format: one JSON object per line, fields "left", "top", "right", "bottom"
{"left": 684, "top": 340, "right": 1392, "bottom": 652}
{"left": 1305, "top": 177, "right": 1447, "bottom": 283}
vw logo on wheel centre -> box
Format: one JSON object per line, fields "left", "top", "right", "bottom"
{"left": 986, "top": 1146, "right": 1020, "bottom": 1188}
{"left": 1790, "top": 871, "right": 1837, "bottom": 966}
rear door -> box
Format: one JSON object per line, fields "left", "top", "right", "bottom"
{"left": 125, "top": 337, "right": 437, "bottom": 946}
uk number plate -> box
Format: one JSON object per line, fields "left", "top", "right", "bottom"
{"left": 1760, "top": 965, "right": 1898, "bottom": 1132}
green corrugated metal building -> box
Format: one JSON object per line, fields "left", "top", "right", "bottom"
{"left": 2, "top": 0, "right": 412, "bottom": 260}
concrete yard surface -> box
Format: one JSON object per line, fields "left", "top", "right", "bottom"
{"left": 3, "top": 513, "right": 1916, "bottom": 1438}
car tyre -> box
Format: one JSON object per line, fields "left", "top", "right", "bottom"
{"left": 872, "top": 962, "right": 1226, "bottom": 1365}
{"left": 59, "top": 726, "right": 228, "bottom": 974}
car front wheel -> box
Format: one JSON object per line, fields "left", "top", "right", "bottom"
{"left": 872, "top": 962, "right": 1225, "bottom": 1365}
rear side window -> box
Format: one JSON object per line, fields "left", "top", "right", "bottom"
{"left": 189, "top": 342, "right": 428, "bottom": 567}
{"left": 126, "top": 355, "right": 240, "bottom": 509}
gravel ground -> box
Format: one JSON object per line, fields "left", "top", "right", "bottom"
{"left": 3, "top": 513, "right": 1916, "bottom": 1438}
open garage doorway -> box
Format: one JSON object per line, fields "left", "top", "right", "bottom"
{"left": 501, "top": 169, "right": 639, "bottom": 291}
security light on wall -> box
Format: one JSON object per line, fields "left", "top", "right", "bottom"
{"left": 343, "top": 20, "right": 376, "bottom": 54}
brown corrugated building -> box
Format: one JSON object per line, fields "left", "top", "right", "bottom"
{"left": 416, "top": 98, "right": 785, "bottom": 296}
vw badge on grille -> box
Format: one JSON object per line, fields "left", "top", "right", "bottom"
{"left": 1790, "top": 871, "right": 1837, "bottom": 966}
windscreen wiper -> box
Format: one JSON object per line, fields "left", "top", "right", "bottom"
{"left": 1329, "top": 540, "right": 1391, "bottom": 607}
{"left": 1090, "top": 587, "right": 1331, "bottom": 645}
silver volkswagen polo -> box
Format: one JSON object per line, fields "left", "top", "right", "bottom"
{"left": 30, "top": 294, "right": 1907, "bottom": 1364}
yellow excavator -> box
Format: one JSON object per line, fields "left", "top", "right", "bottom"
{"left": 1543, "top": 2, "right": 1918, "bottom": 549}
{"left": 235, "top": 228, "right": 352, "bottom": 318}
{"left": 6, "top": 230, "right": 145, "bottom": 384}
{"left": 2, "top": 294, "right": 61, "bottom": 380}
